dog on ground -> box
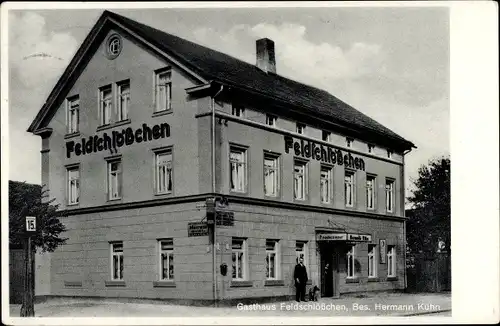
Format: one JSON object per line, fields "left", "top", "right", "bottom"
{"left": 308, "top": 285, "right": 320, "bottom": 301}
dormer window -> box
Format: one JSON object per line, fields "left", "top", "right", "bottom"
{"left": 266, "top": 114, "right": 277, "bottom": 127}
{"left": 368, "top": 144, "right": 375, "bottom": 153}
{"left": 296, "top": 123, "right": 306, "bottom": 135}
{"left": 387, "top": 150, "right": 393, "bottom": 159}
{"left": 322, "top": 131, "right": 331, "bottom": 142}
{"left": 232, "top": 105, "right": 245, "bottom": 117}
{"left": 346, "top": 138, "right": 353, "bottom": 148}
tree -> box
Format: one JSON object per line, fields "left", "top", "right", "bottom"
{"left": 9, "top": 181, "right": 68, "bottom": 252}
{"left": 406, "top": 157, "right": 450, "bottom": 256}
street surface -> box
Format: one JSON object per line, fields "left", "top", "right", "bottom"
{"left": 8, "top": 292, "right": 451, "bottom": 318}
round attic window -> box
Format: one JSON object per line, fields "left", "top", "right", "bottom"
{"left": 105, "top": 34, "right": 122, "bottom": 59}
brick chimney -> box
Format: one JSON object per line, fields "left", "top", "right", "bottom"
{"left": 256, "top": 38, "right": 276, "bottom": 74}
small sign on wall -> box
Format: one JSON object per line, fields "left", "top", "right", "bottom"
{"left": 379, "top": 239, "right": 387, "bottom": 264}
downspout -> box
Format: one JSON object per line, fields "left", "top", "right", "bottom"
{"left": 402, "top": 147, "right": 412, "bottom": 291}
{"left": 211, "top": 85, "right": 224, "bottom": 304}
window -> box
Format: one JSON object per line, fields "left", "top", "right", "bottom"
{"left": 266, "top": 114, "right": 277, "bottom": 127}
{"left": 67, "top": 166, "right": 80, "bottom": 205}
{"left": 387, "top": 245, "right": 396, "bottom": 277}
{"left": 296, "top": 123, "right": 305, "bottom": 135}
{"left": 265, "top": 240, "right": 280, "bottom": 280}
{"left": 368, "top": 144, "right": 375, "bottom": 153}
{"left": 154, "top": 69, "right": 172, "bottom": 112}
{"left": 66, "top": 96, "right": 79, "bottom": 134}
{"left": 346, "top": 138, "right": 353, "bottom": 148}
{"left": 320, "top": 166, "right": 332, "bottom": 204}
{"left": 346, "top": 245, "right": 355, "bottom": 278}
{"left": 155, "top": 151, "right": 173, "bottom": 194}
{"left": 293, "top": 161, "right": 307, "bottom": 200}
{"left": 322, "top": 131, "right": 331, "bottom": 142}
{"left": 107, "top": 159, "right": 122, "bottom": 200}
{"left": 295, "top": 241, "right": 308, "bottom": 267}
{"left": 117, "top": 80, "right": 130, "bottom": 121}
{"left": 159, "top": 239, "right": 174, "bottom": 281}
{"left": 366, "top": 175, "right": 376, "bottom": 209}
{"left": 232, "top": 105, "right": 245, "bottom": 117}
{"left": 368, "top": 244, "right": 377, "bottom": 278}
{"left": 99, "top": 85, "right": 113, "bottom": 125}
{"left": 230, "top": 147, "right": 247, "bottom": 192}
{"left": 344, "top": 171, "right": 355, "bottom": 207}
{"left": 385, "top": 179, "right": 394, "bottom": 212}
{"left": 264, "top": 154, "right": 279, "bottom": 197}
{"left": 110, "top": 242, "right": 123, "bottom": 280}
{"left": 387, "top": 150, "right": 393, "bottom": 159}
{"left": 232, "top": 238, "right": 247, "bottom": 280}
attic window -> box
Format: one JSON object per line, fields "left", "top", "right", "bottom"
{"left": 106, "top": 34, "right": 122, "bottom": 59}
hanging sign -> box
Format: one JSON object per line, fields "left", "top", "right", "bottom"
{"left": 188, "top": 222, "right": 209, "bottom": 237}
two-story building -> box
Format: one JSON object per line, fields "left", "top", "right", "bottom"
{"left": 28, "top": 10, "right": 415, "bottom": 304}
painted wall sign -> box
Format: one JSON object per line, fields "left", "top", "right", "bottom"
{"left": 188, "top": 222, "right": 209, "bottom": 237}
{"left": 284, "top": 135, "right": 365, "bottom": 171}
{"left": 347, "top": 234, "right": 372, "bottom": 242}
{"left": 316, "top": 233, "right": 347, "bottom": 241}
{"left": 380, "top": 239, "right": 387, "bottom": 264}
{"left": 65, "top": 123, "right": 170, "bottom": 158}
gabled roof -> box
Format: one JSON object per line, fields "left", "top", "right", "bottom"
{"left": 28, "top": 10, "right": 415, "bottom": 150}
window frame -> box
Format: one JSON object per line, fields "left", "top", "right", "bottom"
{"left": 346, "top": 137, "right": 354, "bottom": 148}
{"left": 263, "top": 153, "right": 280, "bottom": 197}
{"left": 368, "top": 244, "right": 377, "bottom": 278}
{"left": 265, "top": 239, "right": 280, "bottom": 280}
{"left": 346, "top": 245, "right": 356, "bottom": 279}
{"left": 107, "top": 158, "right": 123, "bottom": 201}
{"left": 66, "top": 165, "right": 80, "bottom": 205}
{"left": 231, "top": 105, "right": 245, "bottom": 118}
{"left": 293, "top": 160, "right": 308, "bottom": 201}
{"left": 368, "top": 144, "right": 375, "bottom": 154}
{"left": 344, "top": 170, "right": 355, "bottom": 208}
{"left": 229, "top": 146, "right": 247, "bottom": 193}
{"left": 154, "top": 68, "right": 172, "bottom": 113}
{"left": 154, "top": 148, "right": 173, "bottom": 195}
{"left": 231, "top": 238, "right": 248, "bottom": 281}
{"left": 320, "top": 165, "right": 333, "bottom": 204}
{"left": 110, "top": 242, "right": 124, "bottom": 281}
{"left": 385, "top": 178, "right": 395, "bottom": 213}
{"left": 387, "top": 245, "right": 396, "bottom": 277}
{"left": 116, "top": 79, "right": 130, "bottom": 121}
{"left": 387, "top": 150, "right": 393, "bottom": 159}
{"left": 322, "top": 130, "right": 331, "bottom": 142}
{"left": 366, "top": 174, "right": 376, "bottom": 210}
{"left": 296, "top": 123, "right": 306, "bottom": 135}
{"left": 158, "top": 239, "right": 174, "bottom": 281}
{"left": 99, "top": 85, "right": 113, "bottom": 126}
{"left": 66, "top": 95, "right": 80, "bottom": 134}
{"left": 266, "top": 114, "right": 277, "bottom": 127}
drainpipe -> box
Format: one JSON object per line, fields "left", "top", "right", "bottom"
{"left": 211, "top": 85, "right": 224, "bottom": 304}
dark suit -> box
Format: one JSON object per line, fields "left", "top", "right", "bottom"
{"left": 294, "top": 263, "right": 308, "bottom": 302}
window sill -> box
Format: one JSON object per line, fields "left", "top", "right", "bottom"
{"left": 264, "top": 280, "right": 285, "bottom": 287}
{"left": 152, "top": 110, "right": 173, "bottom": 118}
{"left": 346, "top": 278, "right": 359, "bottom": 284}
{"left": 106, "top": 198, "right": 122, "bottom": 203}
{"left": 154, "top": 192, "right": 173, "bottom": 197}
{"left": 230, "top": 280, "right": 253, "bottom": 288}
{"left": 105, "top": 280, "right": 126, "bottom": 287}
{"left": 367, "top": 277, "right": 380, "bottom": 282}
{"left": 64, "top": 132, "right": 81, "bottom": 139}
{"left": 96, "top": 119, "right": 131, "bottom": 132}
{"left": 66, "top": 203, "right": 80, "bottom": 207}
{"left": 64, "top": 280, "right": 82, "bottom": 287}
{"left": 153, "top": 281, "right": 176, "bottom": 288}
{"left": 386, "top": 276, "right": 398, "bottom": 281}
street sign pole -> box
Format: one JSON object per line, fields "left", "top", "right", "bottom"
{"left": 21, "top": 216, "right": 36, "bottom": 317}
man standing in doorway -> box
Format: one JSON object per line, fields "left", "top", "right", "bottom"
{"left": 294, "top": 257, "right": 308, "bottom": 302}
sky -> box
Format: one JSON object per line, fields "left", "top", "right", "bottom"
{"left": 6, "top": 5, "right": 450, "bottom": 202}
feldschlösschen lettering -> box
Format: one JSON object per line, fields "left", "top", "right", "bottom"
{"left": 66, "top": 123, "right": 170, "bottom": 158}
{"left": 284, "top": 135, "right": 365, "bottom": 171}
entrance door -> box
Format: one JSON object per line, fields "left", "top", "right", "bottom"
{"left": 320, "top": 242, "right": 339, "bottom": 298}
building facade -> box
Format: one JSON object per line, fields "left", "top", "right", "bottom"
{"left": 28, "top": 11, "right": 415, "bottom": 303}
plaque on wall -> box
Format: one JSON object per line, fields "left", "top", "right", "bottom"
{"left": 380, "top": 239, "right": 387, "bottom": 264}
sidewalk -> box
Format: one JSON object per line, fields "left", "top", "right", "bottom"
{"left": 8, "top": 292, "right": 451, "bottom": 318}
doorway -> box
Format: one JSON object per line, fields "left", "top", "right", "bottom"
{"left": 319, "top": 242, "right": 339, "bottom": 298}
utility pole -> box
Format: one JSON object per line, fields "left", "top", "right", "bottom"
{"left": 20, "top": 216, "right": 36, "bottom": 317}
